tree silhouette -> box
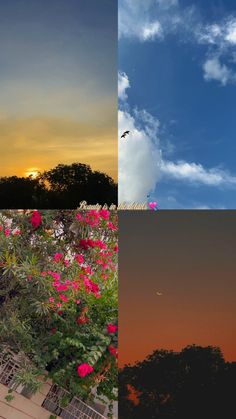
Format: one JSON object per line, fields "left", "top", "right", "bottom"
{"left": 119, "top": 345, "right": 236, "bottom": 419}
{"left": 0, "top": 163, "right": 117, "bottom": 208}
{"left": 0, "top": 176, "right": 48, "bottom": 209}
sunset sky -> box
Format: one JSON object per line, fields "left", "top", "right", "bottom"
{"left": 0, "top": 0, "right": 117, "bottom": 180}
{"left": 119, "top": 211, "right": 236, "bottom": 367}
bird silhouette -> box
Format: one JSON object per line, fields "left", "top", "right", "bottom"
{"left": 121, "top": 130, "right": 130, "bottom": 139}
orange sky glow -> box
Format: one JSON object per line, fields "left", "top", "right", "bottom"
{"left": 119, "top": 211, "right": 236, "bottom": 368}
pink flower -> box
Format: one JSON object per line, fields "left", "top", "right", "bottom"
{"left": 54, "top": 253, "right": 64, "bottom": 263}
{"left": 79, "top": 239, "right": 89, "bottom": 250}
{"left": 57, "top": 303, "right": 62, "bottom": 308}
{"left": 76, "top": 213, "right": 83, "bottom": 221}
{"left": 94, "top": 240, "right": 107, "bottom": 250}
{"left": 87, "top": 239, "right": 95, "bottom": 248}
{"left": 31, "top": 210, "right": 42, "bottom": 229}
{"left": 107, "top": 222, "right": 117, "bottom": 231}
{"left": 77, "top": 363, "right": 94, "bottom": 378}
{"left": 107, "top": 324, "right": 118, "bottom": 334}
{"left": 49, "top": 272, "right": 61, "bottom": 281}
{"left": 75, "top": 254, "right": 84, "bottom": 265}
{"left": 85, "top": 211, "right": 100, "bottom": 226}
{"left": 76, "top": 299, "right": 81, "bottom": 305}
{"left": 41, "top": 272, "right": 47, "bottom": 277}
{"left": 59, "top": 294, "right": 68, "bottom": 303}
{"left": 113, "top": 244, "right": 118, "bottom": 253}
{"left": 49, "top": 297, "right": 54, "bottom": 303}
{"left": 99, "top": 209, "right": 110, "bottom": 220}
{"left": 56, "top": 284, "right": 68, "bottom": 292}
{"left": 84, "top": 278, "right": 100, "bottom": 297}
{"left": 109, "top": 345, "right": 118, "bottom": 358}
{"left": 4, "top": 229, "right": 11, "bottom": 237}
{"left": 13, "top": 229, "right": 21, "bottom": 236}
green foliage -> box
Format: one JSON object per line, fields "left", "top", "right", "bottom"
{"left": 14, "top": 366, "right": 44, "bottom": 394}
{"left": 0, "top": 210, "right": 118, "bottom": 408}
{"left": 5, "top": 394, "right": 15, "bottom": 403}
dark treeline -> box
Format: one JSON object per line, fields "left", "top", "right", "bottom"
{"left": 119, "top": 345, "right": 236, "bottom": 419}
{"left": 0, "top": 163, "right": 117, "bottom": 208}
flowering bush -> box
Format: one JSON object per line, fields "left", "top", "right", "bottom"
{"left": 0, "top": 210, "right": 118, "bottom": 412}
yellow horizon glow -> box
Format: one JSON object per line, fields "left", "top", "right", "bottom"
{"left": 25, "top": 168, "right": 40, "bottom": 179}
{"left": 0, "top": 115, "right": 117, "bottom": 182}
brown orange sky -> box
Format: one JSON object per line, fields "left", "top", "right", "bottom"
{"left": 119, "top": 211, "right": 236, "bottom": 368}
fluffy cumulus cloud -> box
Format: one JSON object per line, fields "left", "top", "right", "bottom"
{"left": 160, "top": 160, "right": 236, "bottom": 186}
{"left": 119, "top": 0, "right": 236, "bottom": 85}
{"left": 118, "top": 70, "right": 236, "bottom": 204}
{"left": 142, "top": 21, "right": 163, "bottom": 41}
{"left": 203, "top": 57, "right": 233, "bottom": 86}
{"left": 118, "top": 3, "right": 236, "bottom": 204}
{"left": 118, "top": 72, "right": 161, "bottom": 203}
{"left": 118, "top": 109, "right": 161, "bottom": 203}
{"left": 196, "top": 17, "right": 236, "bottom": 85}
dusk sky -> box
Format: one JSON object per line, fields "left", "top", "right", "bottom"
{"left": 119, "top": 211, "right": 236, "bottom": 367}
{"left": 119, "top": 0, "right": 236, "bottom": 207}
{"left": 0, "top": 0, "right": 117, "bottom": 180}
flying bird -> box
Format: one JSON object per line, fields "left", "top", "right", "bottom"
{"left": 121, "top": 130, "right": 130, "bottom": 139}
{"left": 156, "top": 292, "right": 163, "bottom": 296}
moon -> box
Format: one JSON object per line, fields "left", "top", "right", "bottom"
{"left": 156, "top": 292, "right": 163, "bottom": 296}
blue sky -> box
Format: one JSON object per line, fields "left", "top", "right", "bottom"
{"left": 118, "top": 0, "right": 236, "bottom": 208}
{"left": 0, "top": 0, "right": 117, "bottom": 180}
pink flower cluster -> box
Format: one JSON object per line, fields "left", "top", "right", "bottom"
{"left": 77, "top": 363, "right": 94, "bottom": 378}
{"left": 53, "top": 253, "right": 70, "bottom": 267}
{"left": 0, "top": 226, "right": 21, "bottom": 237}
{"left": 84, "top": 277, "right": 101, "bottom": 298}
{"left": 107, "top": 324, "right": 118, "bottom": 334}
{"left": 31, "top": 210, "right": 42, "bottom": 229}
{"left": 76, "top": 209, "right": 110, "bottom": 227}
{"left": 96, "top": 250, "right": 114, "bottom": 271}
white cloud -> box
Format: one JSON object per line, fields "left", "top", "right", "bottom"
{"left": 160, "top": 160, "right": 236, "bottom": 186}
{"left": 225, "top": 19, "right": 236, "bottom": 44}
{"left": 118, "top": 0, "right": 183, "bottom": 41}
{"left": 196, "top": 17, "right": 236, "bottom": 47}
{"left": 142, "top": 21, "right": 163, "bottom": 41}
{"left": 119, "top": 2, "right": 236, "bottom": 85}
{"left": 203, "top": 57, "right": 232, "bottom": 86}
{"left": 118, "top": 109, "right": 161, "bottom": 203}
{"left": 118, "top": 71, "right": 130, "bottom": 101}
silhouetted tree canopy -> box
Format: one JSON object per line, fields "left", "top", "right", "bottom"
{"left": 0, "top": 163, "right": 117, "bottom": 209}
{"left": 119, "top": 345, "right": 236, "bottom": 419}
